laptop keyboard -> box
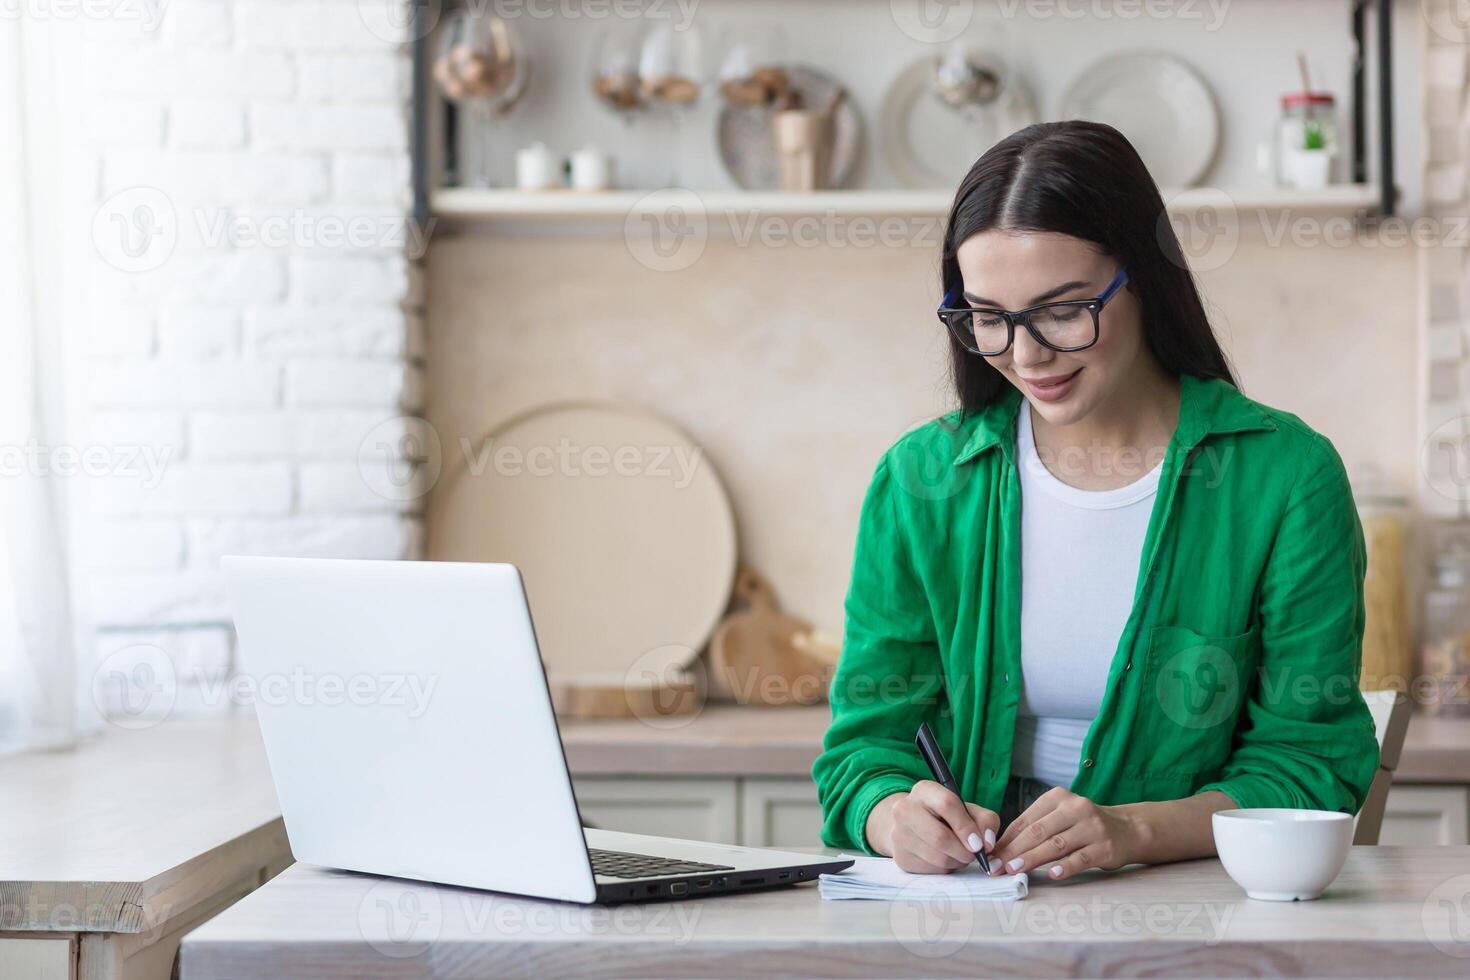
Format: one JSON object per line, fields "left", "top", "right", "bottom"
{"left": 589, "top": 847, "right": 736, "bottom": 879}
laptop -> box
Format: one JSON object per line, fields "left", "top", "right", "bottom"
{"left": 221, "top": 555, "right": 853, "bottom": 904}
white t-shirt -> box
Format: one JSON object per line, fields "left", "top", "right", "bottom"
{"left": 1011, "top": 405, "right": 1162, "bottom": 788}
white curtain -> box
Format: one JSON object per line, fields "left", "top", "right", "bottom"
{"left": 0, "top": 16, "right": 79, "bottom": 752}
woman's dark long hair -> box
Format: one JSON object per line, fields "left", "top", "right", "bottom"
{"left": 942, "top": 121, "right": 1236, "bottom": 413}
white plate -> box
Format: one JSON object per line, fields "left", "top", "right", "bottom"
{"left": 1058, "top": 51, "right": 1219, "bottom": 188}
{"left": 879, "top": 51, "right": 1038, "bottom": 190}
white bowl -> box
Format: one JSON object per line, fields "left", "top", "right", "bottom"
{"left": 1212, "top": 808, "right": 1353, "bottom": 902}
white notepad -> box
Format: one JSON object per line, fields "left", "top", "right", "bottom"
{"left": 819, "top": 855, "right": 1029, "bottom": 901}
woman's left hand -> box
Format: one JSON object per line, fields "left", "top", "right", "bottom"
{"left": 989, "top": 787, "right": 1144, "bottom": 881}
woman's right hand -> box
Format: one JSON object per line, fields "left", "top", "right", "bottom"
{"left": 865, "top": 781, "right": 1000, "bottom": 873}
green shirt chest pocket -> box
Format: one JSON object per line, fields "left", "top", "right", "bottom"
{"left": 1137, "top": 623, "right": 1263, "bottom": 778}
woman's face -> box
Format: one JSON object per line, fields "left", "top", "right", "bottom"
{"left": 954, "top": 230, "right": 1146, "bottom": 428}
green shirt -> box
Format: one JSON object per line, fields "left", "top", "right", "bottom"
{"left": 813, "top": 373, "right": 1379, "bottom": 853}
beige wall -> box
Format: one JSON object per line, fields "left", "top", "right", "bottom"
{"left": 425, "top": 231, "right": 1418, "bottom": 634}
{"left": 1198, "top": 240, "right": 1419, "bottom": 493}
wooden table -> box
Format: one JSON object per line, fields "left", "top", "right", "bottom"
{"left": 179, "top": 846, "right": 1470, "bottom": 978}
{"left": 9, "top": 706, "right": 1470, "bottom": 978}
{"left": 0, "top": 714, "right": 290, "bottom": 980}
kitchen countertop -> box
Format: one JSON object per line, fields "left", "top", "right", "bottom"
{"left": 0, "top": 713, "right": 288, "bottom": 933}
{"left": 558, "top": 704, "right": 835, "bottom": 776}
{"left": 179, "top": 846, "right": 1470, "bottom": 977}
{"left": 7, "top": 700, "right": 1463, "bottom": 936}
{"left": 1393, "top": 713, "right": 1470, "bottom": 783}
{"left": 561, "top": 703, "right": 1470, "bottom": 784}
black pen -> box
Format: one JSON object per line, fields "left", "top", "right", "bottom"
{"left": 915, "top": 722, "right": 992, "bottom": 874}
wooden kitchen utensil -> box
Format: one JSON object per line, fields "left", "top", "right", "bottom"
{"left": 717, "top": 64, "right": 861, "bottom": 190}
{"left": 706, "top": 566, "right": 838, "bottom": 706}
{"left": 770, "top": 85, "right": 845, "bottom": 192}
{"left": 548, "top": 672, "right": 702, "bottom": 720}
{"left": 428, "top": 402, "right": 737, "bottom": 720}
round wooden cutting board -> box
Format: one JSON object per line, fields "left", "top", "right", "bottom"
{"left": 428, "top": 402, "right": 738, "bottom": 715}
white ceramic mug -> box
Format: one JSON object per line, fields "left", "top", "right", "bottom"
{"left": 516, "top": 142, "right": 562, "bottom": 191}
{"left": 570, "top": 145, "right": 613, "bottom": 191}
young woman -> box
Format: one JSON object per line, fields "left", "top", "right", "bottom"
{"left": 812, "top": 121, "right": 1379, "bottom": 880}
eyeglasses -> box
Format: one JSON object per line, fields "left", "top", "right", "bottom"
{"left": 937, "top": 266, "right": 1130, "bottom": 356}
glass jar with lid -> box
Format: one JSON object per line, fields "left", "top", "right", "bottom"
{"left": 1420, "top": 525, "right": 1470, "bottom": 717}
{"left": 1276, "top": 92, "right": 1338, "bottom": 188}
{"left": 1355, "top": 481, "right": 1411, "bottom": 692}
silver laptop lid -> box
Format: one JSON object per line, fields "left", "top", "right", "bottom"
{"left": 223, "top": 556, "right": 597, "bottom": 903}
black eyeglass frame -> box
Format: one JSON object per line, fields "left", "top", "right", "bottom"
{"left": 936, "top": 266, "right": 1131, "bottom": 356}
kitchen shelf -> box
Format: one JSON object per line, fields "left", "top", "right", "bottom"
{"left": 411, "top": 4, "right": 1398, "bottom": 228}
{"left": 431, "top": 184, "right": 1382, "bottom": 222}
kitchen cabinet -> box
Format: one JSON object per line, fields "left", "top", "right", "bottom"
{"left": 572, "top": 776, "right": 825, "bottom": 849}
{"left": 740, "top": 778, "right": 826, "bottom": 848}
{"left": 562, "top": 707, "right": 1470, "bottom": 851}
{"left": 1380, "top": 785, "right": 1470, "bottom": 845}
{"left": 573, "top": 774, "right": 1470, "bottom": 851}
{"left": 573, "top": 777, "right": 740, "bottom": 844}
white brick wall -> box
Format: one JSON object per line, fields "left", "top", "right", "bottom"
{"left": 1420, "top": 2, "right": 1470, "bottom": 519}
{"left": 79, "top": 0, "right": 422, "bottom": 716}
